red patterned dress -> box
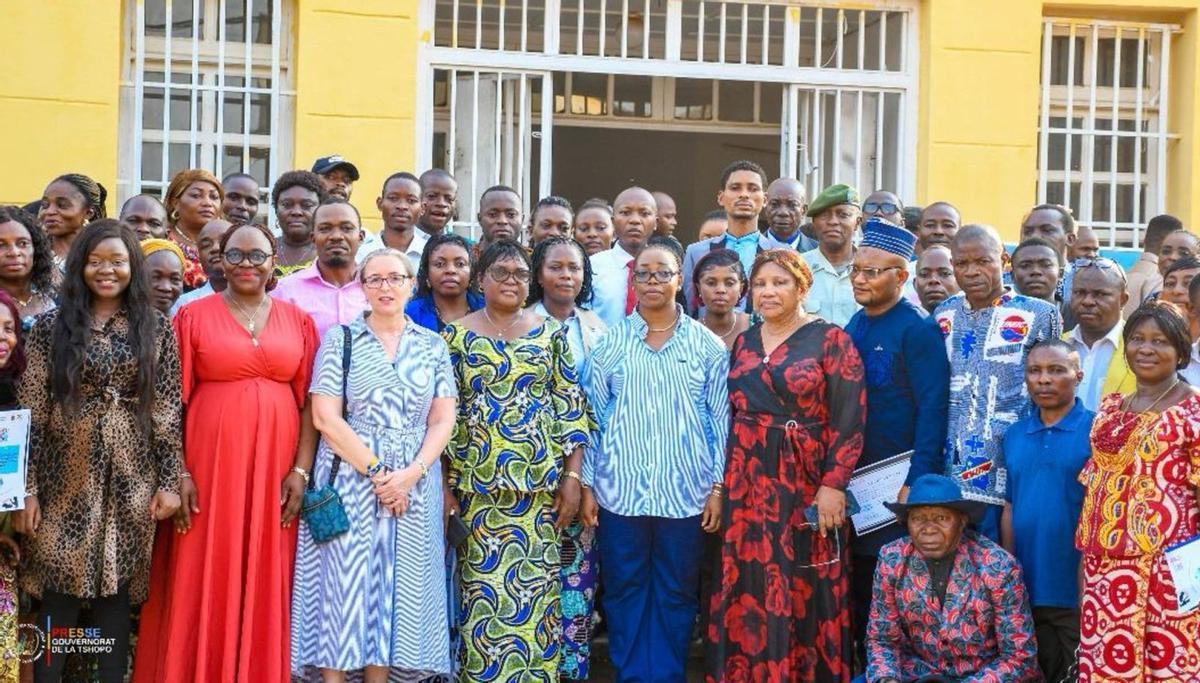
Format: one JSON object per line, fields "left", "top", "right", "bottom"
{"left": 1076, "top": 393, "right": 1200, "bottom": 682}
{"left": 706, "top": 321, "right": 865, "bottom": 683}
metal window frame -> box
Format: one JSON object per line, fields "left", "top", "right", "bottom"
{"left": 415, "top": 0, "right": 919, "bottom": 235}
{"left": 1037, "top": 17, "right": 1177, "bottom": 249}
{"left": 118, "top": 0, "right": 295, "bottom": 215}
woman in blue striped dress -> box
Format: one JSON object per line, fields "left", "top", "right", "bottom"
{"left": 291, "top": 248, "right": 458, "bottom": 682}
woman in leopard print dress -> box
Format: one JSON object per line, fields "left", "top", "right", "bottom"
{"left": 14, "top": 221, "right": 182, "bottom": 683}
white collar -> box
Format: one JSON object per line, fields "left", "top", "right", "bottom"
{"left": 1068, "top": 318, "right": 1124, "bottom": 351}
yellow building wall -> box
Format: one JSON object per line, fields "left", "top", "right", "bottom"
{"left": 0, "top": 2, "right": 124, "bottom": 213}
{"left": 916, "top": 0, "right": 1200, "bottom": 242}
{"left": 293, "top": 0, "right": 423, "bottom": 230}
{"left": 1, "top": 1, "right": 1196, "bottom": 241}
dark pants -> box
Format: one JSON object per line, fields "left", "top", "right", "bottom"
{"left": 34, "top": 587, "right": 131, "bottom": 683}
{"left": 850, "top": 553, "right": 879, "bottom": 671}
{"left": 597, "top": 507, "right": 703, "bottom": 683}
{"left": 1033, "top": 606, "right": 1080, "bottom": 683}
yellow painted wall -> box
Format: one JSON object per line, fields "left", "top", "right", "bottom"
{"left": 293, "top": 0, "right": 422, "bottom": 230}
{"left": 2, "top": 0, "right": 1197, "bottom": 240}
{"left": 0, "top": 2, "right": 123, "bottom": 213}
{"left": 916, "top": 0, "right": 1200, "bottom": 241}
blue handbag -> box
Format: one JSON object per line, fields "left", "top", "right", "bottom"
{"left": 301, "top": 325, "right": 352, "bottom": 544}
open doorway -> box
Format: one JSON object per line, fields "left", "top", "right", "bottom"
{"left": 549, "top": 125, "right": 777, "bottom": 245}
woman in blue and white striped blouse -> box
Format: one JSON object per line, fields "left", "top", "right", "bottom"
{"left": 579, "top": 240, "right": 730, "bottom": 682}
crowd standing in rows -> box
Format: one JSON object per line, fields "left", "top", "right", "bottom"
{"left": 0, "top": 153, "right": 1193, "bottom": 683}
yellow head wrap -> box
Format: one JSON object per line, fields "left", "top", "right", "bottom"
{"left": 140, "top": 238, "right": 187, "bottom": 266}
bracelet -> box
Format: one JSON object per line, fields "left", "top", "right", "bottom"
{"left": 290, "top": 466, "right": 310, "bottom": 485}
{"left": 179, "top": 472, "right": 192, "bottom": 479}
{"left": 365, "top": 458, "right": 386, "bottom": 479}
{"left": 563, "top": 470, "right": 583, "bottom": 484}
{"left": 417, "top": 459, "right": 430, "bottom": 479}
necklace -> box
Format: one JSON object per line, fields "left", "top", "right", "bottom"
{"left": 280, "top": 240, "right": 315, "bottom": 265}
{"left": 1123, "top": 378, "right": 1180, "bottom": 414}
{"left": 705, "top": 313, "right": 737, "bottom": 339}
{"left": 172, "top": 225, "right": 196, "bottom": 247}
{"left": 483, "top": 307, "right": 525, "bottom": 339}
{"left": 225, "top": 291, "right": 270, "bottom": 345}
{"left": 646, "top": 310, "right": 680, "bottom": 333}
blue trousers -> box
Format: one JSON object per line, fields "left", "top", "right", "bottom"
{"left": 597, "top": 508, "right": 703, "bottom": 683}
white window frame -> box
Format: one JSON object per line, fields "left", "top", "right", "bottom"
{"left": 1037, "top": 17, "right": 1177, "bottom": 249}
{"left": 415, "top": 0, "right": 919, "bottom": 234}
{"left": 118, "top": 0, "right": 295, "bottom": 211}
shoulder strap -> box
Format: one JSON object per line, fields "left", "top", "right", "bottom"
{"left": 327, "top": 324, "right": 352, "bottom": 486}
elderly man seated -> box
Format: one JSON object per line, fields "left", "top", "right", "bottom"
{"left": 863, "top": 474, "right": 1039, "bottom": 683}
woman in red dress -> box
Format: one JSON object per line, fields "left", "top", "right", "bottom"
{"left": 132, "top": 222, "right": 320, "bottom": 683}
{"left": 707, "top": 249, "right": 866, "bottom": 682}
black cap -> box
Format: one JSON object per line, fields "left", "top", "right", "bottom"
{"left": 311, "top": 155, "right": 360, "bottom": 181}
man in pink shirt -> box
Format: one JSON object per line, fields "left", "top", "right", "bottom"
{"left": 271, "top": 197, "right": 370, "bottom": 337}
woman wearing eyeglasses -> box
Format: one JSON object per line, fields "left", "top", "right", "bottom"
{"left": 706, "top": 249, "right": 866, "bottom": 682}
{"left": 442, "top": 239, "right": 594, "bottom": 682}
{"left": 578, "top": 240, "right": 730, "bottom": 682}
{"left": 291, "top": 248, "right": 457, "bottom": 681}
{"left": 133, "top": 222, "right": 320, "bottom": 683}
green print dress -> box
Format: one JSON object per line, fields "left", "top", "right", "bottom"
{"left": 442, "top": 319, "right": 594, "bottom": 683}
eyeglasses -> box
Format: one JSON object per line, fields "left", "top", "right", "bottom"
{"left": 632, "top": 269, "right": 678, "bottom": 283}
{"left": 1072, "top": 256, "right": 1127, "bottom": 282}
{"left": 862, "top": 201, "right": 899, "bottom": 216}
{"left": 223, "top": 248, "right": 272, "bottom": 266}
{"left": 1071, "top": 256, "right": 1121, "bottom": 271}
{"left": 849, "top": 265, "right": 904, "bottom": 280}
{"left": 363, "top": 274, "right": 413, "bottom": 289}
{"left": 796, "top": 524, "right": 843, "bottom": 568}
{"left": 486, "top": 265, "right": 532, "bottom": 284}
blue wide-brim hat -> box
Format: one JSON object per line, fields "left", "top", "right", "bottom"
{"left": 883, "top": 474, "right": 987, "bottom": 523}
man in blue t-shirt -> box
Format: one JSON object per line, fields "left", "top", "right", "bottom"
{"left": 1001, "top": 339, "right": 1094, "bottom": 683}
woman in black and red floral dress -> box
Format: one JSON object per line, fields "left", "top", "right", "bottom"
{"left": 707, "top": 249, "right": 866, "bottom": 683}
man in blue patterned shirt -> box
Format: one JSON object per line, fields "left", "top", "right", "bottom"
{"left": 933, "top": 224, "right": 1061, "bottom": 541}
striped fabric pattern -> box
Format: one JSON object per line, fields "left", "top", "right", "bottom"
{"left": 291, "top": 317, "right": 456, "bottom": 680}
{"left": 580, "top": 307, "right": 731, "bottom": 518}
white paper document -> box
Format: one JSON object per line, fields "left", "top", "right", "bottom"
{"left": 0, "top": 409, "right": 30, "bottom": 512}
{"left": 1165, "top": 535, "right": 1200, "bottom": 615}
{"left": 847, "top": 451, "right": 912, "bottom": 535}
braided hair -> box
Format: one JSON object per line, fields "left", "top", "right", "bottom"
{"left": 50, "top": 173, "right": 108, "bottom": 220}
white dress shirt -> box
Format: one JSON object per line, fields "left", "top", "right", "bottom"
{"left": 590, "top": 243, "right": 637, "bottom": 328}
{"left": 356, "top": 228, "right": 429, "bottom": 270}
{"left": 1066, "top": 320, "right": 1123, "bottom": 411}
{"left": 1182, "top": 341, "right": 1200, "bottom": 386}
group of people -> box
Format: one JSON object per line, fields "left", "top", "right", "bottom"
{"left": 0, "top": 152, "right": 1193, "bottom": 683}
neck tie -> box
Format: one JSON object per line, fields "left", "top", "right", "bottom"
{"left": 625, "top": 260, "right": 637, "bottom": 315}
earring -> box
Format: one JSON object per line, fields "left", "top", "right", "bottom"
{"left": 170, "top": 210, "right": 180, "bottom": 222}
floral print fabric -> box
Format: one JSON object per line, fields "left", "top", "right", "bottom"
{"left": 706, "top": 321, "right": 865, "bottom": 683}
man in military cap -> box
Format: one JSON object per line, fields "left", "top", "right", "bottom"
{"left": 801, "top": 183, "right": 863, "bottom": 326}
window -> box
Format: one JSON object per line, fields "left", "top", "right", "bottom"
{"left": 118, "top": 0, "right": 294, "bottom": 209}
{"left": 1038, "top": 19, "right": 1174, "bottom": 248}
